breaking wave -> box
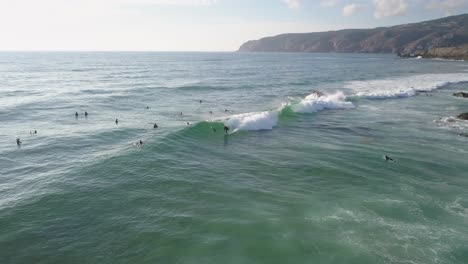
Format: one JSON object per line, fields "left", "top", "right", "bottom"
{"left": 170, "top": 73, "right": 468, "bottom": 136}
{"left": 222, "top": 91, "right": 354, "bottom": 133}
{"left": 225, "top": 111, "right": 279, "bottom": 133}
{"left": 292, "top": 91, "right": 355, "bottom": 113}
{"left": 345, "top": 73, "right": 468, "bottom": 99}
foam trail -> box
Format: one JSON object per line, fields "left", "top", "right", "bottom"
{"left": 345, "top": 73, "right": 468, "bottom": 99}
{"left": 435, "top": 116, "right": 468, "bottom": 131}
{"left": 225, "top": 111, "right": 278, "bottom": 133}
{"left": 292, "top": 91, "right": 355, "bottom": 113}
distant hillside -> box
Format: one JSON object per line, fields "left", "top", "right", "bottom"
{"left": 238, "top": 14, "right": 468, "bottom": 60}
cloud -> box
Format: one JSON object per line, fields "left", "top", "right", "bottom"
{"left": 283, "top": 0, "right": 300, "bottom": 9}
{"left": 343, "top": 3, "right": 366, "bottom": 16}
{"left": 426, "top": 0, "right": 468, "bottom": 15}
{"left": 374, "top": 0, "right": 409, "bottom": 19}
{"left": 321, "top": 0, "right": 341, "bottom": 7}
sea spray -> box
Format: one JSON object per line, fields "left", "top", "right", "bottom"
{"left": 291, "top": 91, "right": 354, "bottom": 113}
{"left": 222, "top": 92, "right": 354, "bottom": 133}
{"left": 225, "top": 111, "right": 279, "bottom": 133}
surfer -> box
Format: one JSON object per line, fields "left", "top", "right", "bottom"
{"left": 187, "top": 122, "right": 191, "bottom": 126}
{"left": 180, "top": 112, "right": 183, "bottom": 116}
{"left": 153, "top": 123, "right": 158, "bottom": 128}
{"left": 199, "top": 100, "right": 202, "bottom": 104}
{"left": 383, "top": 155, "right": 394, "bottom": 162}
{"left": 115, "top": 119, "right": 119, "bottom": 125}
{"left": 137, "top": 140, "right": 144, "bottom": 147}
{"left": 34, "top": 130, "right": 37, "bottom": 134}
{"left": 224, "top": 125, "right": 229, "bottom": 134}
{"left": 75, "top": 112, "right": 79, "bottom": 118}
{"left": 85, "top": 111, "right": 88, "bottom": 117}
{"left": 16, "top": 138, "right": 22, "bottom": 145}
{"left": 224, "top": 109, "right": 229, "bottom": 112}
{"left": 209, "top": 111, "right": 213, "bottom": 114}
{"left": 146, "top": 106, "right": 150, "bottom": 109}
{"left": 311, "top": 91, "right": 324, "bottom": 97}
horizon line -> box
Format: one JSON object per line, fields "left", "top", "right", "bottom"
{"left": 0, "top": 50, "right": 238, "bottom": 52}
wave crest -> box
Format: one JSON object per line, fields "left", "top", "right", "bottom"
{"left": 345, "top": 73, "right": 468, "bottom": 99}
{"left": 225, "top": 111, "right": 279, "bottom": 133}
{"left": 292, "top": 91, "right": 355, "bottom": 113}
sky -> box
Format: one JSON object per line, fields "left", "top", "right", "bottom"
{"left": 0, "top": 0, "right": 467, "bottom": 51}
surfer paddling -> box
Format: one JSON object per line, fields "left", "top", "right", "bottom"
{"left": 383, "top": 155, "right": 395, "bottom": 162}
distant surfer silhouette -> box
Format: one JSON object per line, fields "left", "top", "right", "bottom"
{"left": 224, "top": 125, "right": 229, "bottom": 134}
{"left": 209, "top": 111, "right": 213, "bottom": 114}
{"left": 75, "top": 112, "right": 79, "bottom": 118}
{"left": 115, "top": 119, "right": 119, "bottom": 125}
{"left": 85, "top": 111, "right": 88, "bottom": 117}
{"left": 199, "top": 100, "right": 202, "bottom": 104}
{"left": 137, "top": 140, "right": 144, "bottom": 147}
{"left": 383, "top": 155, "right": 394, "bottom": 162}
{"left": 16, "top": 138, "right": 22, "bottom": 146}
{"left": 153, "top": 123, "right": 158, "bottom": 128}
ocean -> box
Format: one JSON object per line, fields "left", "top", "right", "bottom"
{"left": 0, "top": 52, "right": 467, "bottom": 264}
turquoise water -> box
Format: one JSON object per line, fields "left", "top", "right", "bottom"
{"left": 0, "top": 52, "right": 467, "bottom": 264}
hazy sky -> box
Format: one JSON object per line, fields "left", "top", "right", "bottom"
{"left": 0, "top": 0, "right": 467, "bottom": 51}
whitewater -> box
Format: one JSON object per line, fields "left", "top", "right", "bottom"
{"left": 218, "top": 73, "right": 468, "bottom": 134}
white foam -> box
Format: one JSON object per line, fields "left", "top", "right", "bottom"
{"left": 345, "top": 73, "right": 468, "bottom": 99}
{"left": 292, "top": 91, "right": 355, "bottom": 113}
{"left": 434, "top": 116, "right": 468, "bottom": 131}
{"left": 225, "top": 111, "right": 278, "bottom": 132}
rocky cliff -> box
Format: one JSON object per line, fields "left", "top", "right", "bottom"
{"left": 238, "top": 14, "right": 468, "bottom": 59}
